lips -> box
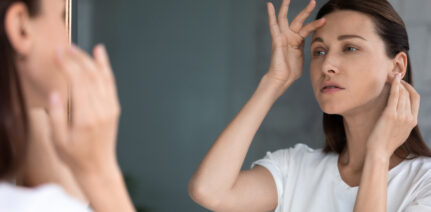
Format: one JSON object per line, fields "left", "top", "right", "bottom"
{"left": 320, "top": 82, "right": 345, "bottom": 93}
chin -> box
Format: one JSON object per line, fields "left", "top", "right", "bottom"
{"left": 319, "top": 102, "right": 347, "bottom": 115}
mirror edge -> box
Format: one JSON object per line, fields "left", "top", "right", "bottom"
{"left": 65, "top": 0, "right": 72, "bottom": 43}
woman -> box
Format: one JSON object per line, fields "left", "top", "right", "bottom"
{"left": 0, "top": 0, "right": 135, "bottom": 211}
{"left": 189, "top": 0, "right": 431, "bottom": 211}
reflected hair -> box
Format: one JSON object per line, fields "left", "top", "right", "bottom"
{"left": 0, "top": 0, "right": 40, "bottom": 180}
{"left": 316, "top": 0, "right": 431, "bottom": 159}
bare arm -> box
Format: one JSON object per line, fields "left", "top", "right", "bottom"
{"left": 354, "top": 151, "right": 389, "bottom": 212}
{"left": 189, "top": 75, "right": 288, "bottom": 211}
{"left": 189, "top": 0, "right": 326, "bottom": 211}
{"left": 354, "top": 75, "right": 420, "bottom": 211}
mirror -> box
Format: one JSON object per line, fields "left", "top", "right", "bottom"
{"left": 65, "top": 0, "right": 71, "bottom": 42}
{"left": 69, "top": 1, "right": 431, "bottom": 211}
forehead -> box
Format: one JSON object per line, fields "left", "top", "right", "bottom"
{"left": 312, "top": 10, "right": 379, "bottom": 41}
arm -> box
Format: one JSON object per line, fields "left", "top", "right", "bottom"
{"left": 354, "top": 150, "right": 390, "bottom": 212}
{"left": 189, "top": 75, "right": 289, "bottom": 211}
{"left": 354, "top": 74, "right": 420, "bottom": 212}
{"left": 189, "top": 0, "right": 326, "bottom": 211}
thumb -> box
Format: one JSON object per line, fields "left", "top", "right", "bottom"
{"left": 47, "top": 92, "right": 68, "bottom": 150}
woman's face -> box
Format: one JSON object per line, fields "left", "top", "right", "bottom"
{"left": 310, "top": 10, "right": 395, "bottom": 115}
{"left": 18, "top": 0, "right": 69, "bottom": 107}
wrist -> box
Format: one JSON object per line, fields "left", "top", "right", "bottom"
{"left": 259, "top": 74, "right": 293, "bottom": 99}
{"left": 365, "top": 147, "right": 391, "bottom": 164}
{"left": 72, "top": 158, "right": 122, "bottom": 181}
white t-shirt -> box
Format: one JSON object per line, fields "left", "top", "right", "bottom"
{"left": 252, "top": 143, "right": 431, "bottom": 212}
{"left": 0, "top": 182, "right": 91, "bottom": 212}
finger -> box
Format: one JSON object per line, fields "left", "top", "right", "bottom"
{"left": 55, "top": 47, "right": 86, "bottom": 103}
{"left": 94, "top": 44, "right": 114, "bottom": 78}
{"left": 93, "top": 44, "right": 120, "bottom": 109}
{"left": 401, "top": 80, "right": 420, "bottom": 117}
{"left": 55, "top": 47, "right": 82, "bottom": 84}
{"left": 69, "top": 44, "right": 98, "bottom": 74}
{"left": 68, "top": 45, "right": 104, "bottom": 105}
{"left": 47, "top": 92, "right": 68, "bottom": 149}
{"left": 387, "top": 73, "right": 401, "bottom": 112}
{"left": 55, "top": 47, "right": 91, "bottom": 124}
{"left": 290, "top": 0, "right": 317, "bottom": 32}
{"left": 93, "top": 44, "right": 118, "bottom": 96}
{"left": 267, "top": 2, "right": 281, "bottom": 39}
{"left": 397, "top": 85, "right": 410, "bottom": 116}
{"left": 298, "top": 18, "right": 326, "bottom": 39}
{"left": 277, "top": 0, "right": 291, "bottom": 28}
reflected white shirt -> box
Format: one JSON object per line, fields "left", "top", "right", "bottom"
{"left": 252, "top": 143, "right": 431, "bottom": 212}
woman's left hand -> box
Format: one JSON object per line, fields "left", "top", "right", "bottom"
{"left": 366, "top": 73, "right": 420, "bottom": 158}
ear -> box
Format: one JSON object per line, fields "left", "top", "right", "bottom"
{"left": 388, "top": 51, "right": 408, "bottom": 80}
{"left": 4, "top": 2, "right": 34, "bottom": 57}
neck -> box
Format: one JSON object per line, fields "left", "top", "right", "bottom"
{"left": 339, "top": 84, "right": 400, "bottom": 173}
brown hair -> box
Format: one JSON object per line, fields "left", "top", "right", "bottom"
{"left": 316, "top": 0, "right": 431, "bottom": 159}
{"left": 0, "top": 0, "right": 40, "bottom": 180}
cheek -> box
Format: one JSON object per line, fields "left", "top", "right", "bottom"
{"left": 310, "top": 60, "right": 322, "bottom": 91}
{"left": 351, "top": 74, "right": 384, "bottom": 101}
{"left": 25, "top": 19, "right": 69, "bottom": 100}
{"left": 312, "top": 59, "right": 388, "bottom": 114}
{"left": 339, "top": 65, "right": 387, "bottom": 113}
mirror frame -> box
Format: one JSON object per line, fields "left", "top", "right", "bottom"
{"left": 65, "top": 0, "right": 72, "bottom": 119}
{"left": 66, "top": 0, "right": 72, "bottom": 42}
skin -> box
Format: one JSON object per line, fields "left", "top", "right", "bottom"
{"left": 310, "top": 10, "right": 419, "bottom": 212}
{"left": 310, "top": 10, "right": 408, "bottom": 183}
{"left": 4, "top": 0, "right": 136, "bottom": 211}
{"left": 18, "top": 108, "right": 87, "bottom": 202}
{"left": 189, "top": 0, "right": 419, "bottom": 211}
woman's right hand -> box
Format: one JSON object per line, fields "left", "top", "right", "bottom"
{"left": 48, "top": 44, "right": 120, "bottom": 174}
{"left": 266, "top": 0, "right": 325, "bottom": 88}
{"left": 47, "top": 44, "right": 135, "bottom": 212}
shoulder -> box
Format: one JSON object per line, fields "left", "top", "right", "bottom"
{"left": 267, "top": 143, "right": 329, "bottom": 160}
{"left": 0, "top": 183, "right": 90, "bottom": 212}
{"left": 397, "top": 156, "right": 431, "bottom": 201}
{"left": 402, "top": 156, "right": 431, "bottom": 175}
{"left": 403, "top": 156, "right": 431, "bottom": 181}
{"left": 254, "top": 143, "right": 333, "bottom": 168}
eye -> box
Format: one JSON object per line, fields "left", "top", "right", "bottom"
{"left": 344, "top": 46, "right": 358, "bottom": 52}
{"left": 313, "top": 49, "right": 327, "bottom": 56}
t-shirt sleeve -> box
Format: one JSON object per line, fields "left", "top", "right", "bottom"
{"left": 404, "top": 179, "right": 431, "bottom": 212}
{"left": 250, "top": 143, "right": 311, "bottom": 210}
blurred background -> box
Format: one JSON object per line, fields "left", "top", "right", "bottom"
{"left": 72, "top": 0, "right": 431, "bottom": 211}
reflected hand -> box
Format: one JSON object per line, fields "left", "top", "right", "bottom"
{"left": 266, "top": 0, "right": 325, "bottom": 87}
{"left": 367, "top": 74, "right": 420, "bottom": 157}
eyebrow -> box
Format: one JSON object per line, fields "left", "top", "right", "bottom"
{"left": 311, "top": 34, "right": 367, "bottom": 44}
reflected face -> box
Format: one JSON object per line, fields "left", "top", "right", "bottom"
{"left": 19, "top": 0, "right": 69, "bottom": 107}
{"left": 310, "top": 10, "right": 393, "bottom": 115}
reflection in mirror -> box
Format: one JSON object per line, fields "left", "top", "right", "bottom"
{"left": 72, "top": 0, "right": 431, "bottom": 211}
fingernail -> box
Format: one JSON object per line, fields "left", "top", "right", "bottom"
{"left": 396, "top": 73, "right": 401, "bottom": 79}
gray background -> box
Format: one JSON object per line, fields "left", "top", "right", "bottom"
{"left": 72, "top": 0, "right": 431, "bottom": 211}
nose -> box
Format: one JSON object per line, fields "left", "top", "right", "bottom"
{"left": 321, "top": 53, "right": 339, "bottom": 76}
